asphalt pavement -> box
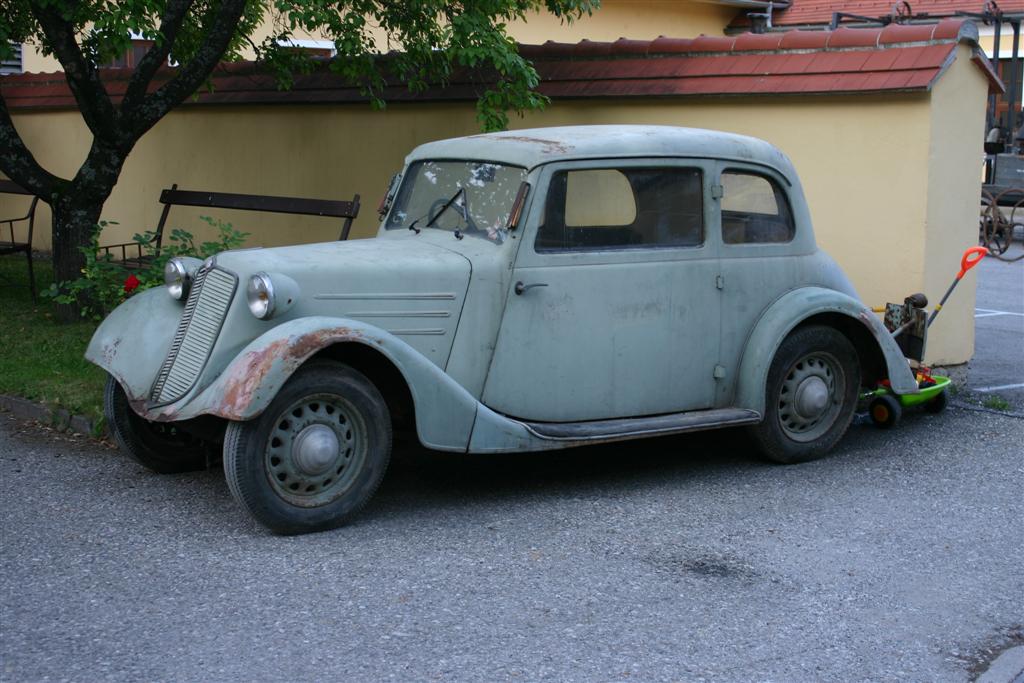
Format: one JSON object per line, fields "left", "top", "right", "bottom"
{"left": 1, "top": 405, "right": 1022, "bottom": 682}
{"left": 966, "top": 254, "right": 1024, "bottom": 412}
{"left": 2, "top": 247, "right": 1023, "bottom": 682}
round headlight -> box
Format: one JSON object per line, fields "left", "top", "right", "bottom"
{"left": 247, "top": 272, "right": 276, "bottom": 320}
{"left": 164, "top": 257, "right": 191, "bottom": 300}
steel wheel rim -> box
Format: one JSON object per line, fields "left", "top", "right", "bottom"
{"left": 777, "top": 352, "right": 844, "bottom": 443}
{"left": 264, "top": 393, "right": 367, "bottom": 507}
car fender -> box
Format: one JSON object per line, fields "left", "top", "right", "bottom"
{"left": 86, "top": 287, "right": 178, "bottom": 401}
{"left": 734, "top": 287, "right": 918, "bottom": 414}
{"left": 176, "top": 316, "right": 480, "bottom": 452}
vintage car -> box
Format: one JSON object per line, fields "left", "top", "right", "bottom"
{"left": 87, "top": 125, "right": 919, "bottom": 534}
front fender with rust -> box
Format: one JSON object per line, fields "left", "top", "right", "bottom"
{"left": 161, "top": 316, "right": 481, "bottom": 452}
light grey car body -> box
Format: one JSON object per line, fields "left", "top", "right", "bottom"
{"left": 87, "top": 125, "right": 917, "bottom": 454}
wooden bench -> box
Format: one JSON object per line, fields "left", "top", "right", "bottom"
{"left": 99, "top": 184, "right": 361, "bottom": 266}
{"left": 0, "top": 179, "right": 39, "bottom": 301}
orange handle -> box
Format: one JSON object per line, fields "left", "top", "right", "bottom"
{"left": 957, "top": 246, "right": 988, "bottom": 279}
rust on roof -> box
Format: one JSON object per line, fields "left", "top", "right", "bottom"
{"left": 0, "top": 18, "right": 1002, "bottom": 112}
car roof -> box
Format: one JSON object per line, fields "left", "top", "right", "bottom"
{"left": 405, "top": 125, "right": 796, "bottom": 178}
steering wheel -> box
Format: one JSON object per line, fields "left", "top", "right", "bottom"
{"left": 428, "top": 196, "right": 479, "bottom": 233}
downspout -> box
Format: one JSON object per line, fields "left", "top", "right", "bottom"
{"left": 1008, "top": 20, "right": 1021, "bottom": 138}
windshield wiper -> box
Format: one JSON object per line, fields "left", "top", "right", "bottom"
{"left": 426, "top": 187, "right": 465, "bottom": 228}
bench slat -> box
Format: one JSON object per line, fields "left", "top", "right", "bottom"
{"left": 0, "top": 179, "right": 34, "bottom": 196}
{"left": 159, "top": 189, "right": 358, "bottom": 219}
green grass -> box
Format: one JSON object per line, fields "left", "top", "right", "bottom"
{"left": 0, "top": 255, "right": 107, "bottom": 423}
{"left": 982, "top": 395, "right": 1011, "bottom": 411}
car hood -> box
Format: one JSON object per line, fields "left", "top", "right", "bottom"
{"left": 211, "top": 238, "right": 473, "bottom": 370}
{"left": 215, "top": 238, "right": 469, "bottom": 287}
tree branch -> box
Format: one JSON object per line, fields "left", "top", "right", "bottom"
{"left": 0, "top": 91, "right": 64, "bottom": 200}
{"left": 128, "top": 0, "right": 248, "bottom": 138}
{"left": 120, "top": 0, "right": 196, "bottom": 113}
{"left": 28, "top": 0, "right": 119, "bottom": 143}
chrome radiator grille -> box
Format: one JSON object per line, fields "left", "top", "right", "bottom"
{"left": 150, "top": 266, "right": 237, "bottom": 405}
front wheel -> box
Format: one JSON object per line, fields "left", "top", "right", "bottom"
{"left": 750, "top": 326, "right": 860, "bottom": 464}
{"left": 104, "top": 375, "right": 209, "bottom": 473}
{"left": 222, "top": 361, "right": 392, "bottom": 535}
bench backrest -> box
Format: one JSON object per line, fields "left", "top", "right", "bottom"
{"left": 0, "top": 179, "right": 39, "bottom": 247}
{"left": 0, "top": 179, "right": 34, "bottom": 196}
{"left": 156, "top": 186, "right": 361, "bottom": 245}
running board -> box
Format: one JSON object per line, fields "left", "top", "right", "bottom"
{"left": 521, "top": 408, "right": 762, "bottom": 444}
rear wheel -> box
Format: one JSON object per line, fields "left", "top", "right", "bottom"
{"left": 751, "top": 326, "right": 860, "bottom": 464}
{"left": 104, "top": 375, "right": 209, "bottom": 473}
{"left": 222, "top": 361, "right": 391, "bottom": 535}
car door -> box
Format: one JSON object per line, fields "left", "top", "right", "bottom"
{"left": 714, "top": 162, "right": 802, "bottom": 406}
{"left": 481, "top": 159, "right": 721, "bottom": 423}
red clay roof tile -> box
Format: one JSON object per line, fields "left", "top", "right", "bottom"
{"left": 827, "top": 27, "right": 881, "bottom": 48}
{"left": 732, "top": 1, "right": 1024, "bottom": 28}
{"left": 778, "top": 31, "right": 829, "bottom": 49}
{"left": 647, "top": 37, "right": 692, "bottom": 54}
{"left": 878, "top": 23, "right": 937, "bottom": 45}
{"left": 1, "top": 19, "right": 1002, "bottom": 110}
{"left": 731, "top": 32, "right": 786, "bottom": 51}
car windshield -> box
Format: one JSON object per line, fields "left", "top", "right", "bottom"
{"left": 385, "top": 160, "right": 527, "bottom": 244}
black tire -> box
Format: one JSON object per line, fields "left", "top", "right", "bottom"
{"left": 104, "top": 374, "right": 209, "bottom": 473}
{"left": 869, "top": 394, "right": 902, "bottom": 428}
{"left": 923, "top": 389, "right": 948, "bottom": 414}
{"left": 751, "top": 325, "right": 860, "bottom": 464}
{"left": 222, "top": 361, "right": 391, "bottom": 535}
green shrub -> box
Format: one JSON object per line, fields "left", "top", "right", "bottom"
{"left": 45, "top": 217, "right": 248, "bottom": 320}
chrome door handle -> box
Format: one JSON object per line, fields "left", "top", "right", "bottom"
{"left": 514, "top": 281, "right": 548, "bottom": 295}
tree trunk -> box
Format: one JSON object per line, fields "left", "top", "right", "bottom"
{"left": 50, "top": 195, "right": 105, "bottom": 322}
{"left": 50, "top": 141, "right": 126, "bottom": 322}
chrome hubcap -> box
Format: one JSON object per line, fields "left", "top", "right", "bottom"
{"left": 292, "top": 424, "right": 340, "bottom": 475}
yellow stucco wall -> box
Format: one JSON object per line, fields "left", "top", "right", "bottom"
{"left": 18, "top": 0, "right": 733, "bottom": 74}
{"left": 922, "top": 44, "right": 989, "bottom": 364}
{"left": 20, "top": 44, "right": 61, "bottom": 74}
{"left": 508, "top": 0, "right": 734, "bottom": 43}
{"left": 2, "top": 44, "right": 989, "bottom": 365}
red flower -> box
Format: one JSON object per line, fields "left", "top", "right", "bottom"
{"left": 123, "top": 273, "right": 141, "bottom": 294}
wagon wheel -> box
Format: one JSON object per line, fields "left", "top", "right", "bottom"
{"left": 1010, "top": 195, "right": 1024, "bottom": 245}
{"left": 979, "top": 192, "right": 1011, "bottom": 255}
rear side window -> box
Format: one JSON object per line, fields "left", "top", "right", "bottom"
{"left": 721, "top": 172, "right": 794, "bottom": 244}
{"left": 536, "top": 167, "right": 703, "bottom": 252}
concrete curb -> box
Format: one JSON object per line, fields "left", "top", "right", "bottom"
{"left": 977, "top": 646, "right": 1024, "bottom": 683}
{"left": 0, "top": 394, "right": 105, "bottom": 438}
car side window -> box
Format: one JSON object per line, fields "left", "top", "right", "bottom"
{"left": 721, "top": 171, "right": 795, "bottom": 244}
{"left": 535, "top": 167, "right": 704, "bottom": 252}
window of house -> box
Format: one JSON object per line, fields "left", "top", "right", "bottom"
{"left": 721, "top": 171, "right": 795, "bottom": 244}
{"left": 535, "top": 167, "right": 704, "bottom": 252}
{"left": 105, "top": 38, "right": 155, "bottom": 68}
{"left": 276, "top": 39, "right": 336, "bottom": 59}
{"left": 1, "top": 43, "right": 22, "bottom": 75}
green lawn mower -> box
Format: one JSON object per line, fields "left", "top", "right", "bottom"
{"left": 863, "top": 246, "right": 987, "bottom": 429}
